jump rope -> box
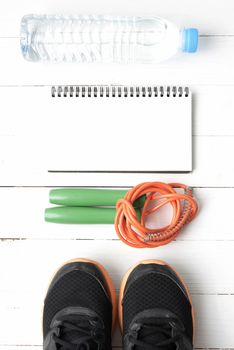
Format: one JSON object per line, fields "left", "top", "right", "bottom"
{"left": 45, "top": 182, "right": 198, "bottom": 248}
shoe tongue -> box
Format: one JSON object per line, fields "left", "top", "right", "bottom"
{"left": 61, "top": 330, "right": 97, "bottom": 350}
{"left": 136, "top": 318, "right": 177, "bottom": 350}
{"left": 59, "top": 315, "right": 99, "bottom": 350}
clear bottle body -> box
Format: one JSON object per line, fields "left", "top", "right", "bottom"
{"left": 21, "top": 15, "right": 197, "bottom": 63}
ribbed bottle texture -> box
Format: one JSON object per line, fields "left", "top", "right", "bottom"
{"left": 20, "top": 15, "right": 198, "bottom": 63}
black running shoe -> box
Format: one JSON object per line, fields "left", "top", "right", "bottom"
{"left": 119, "top": 260, "right": 194, "bottom": 350}
{"left": 43, "top": 259, "right": 116, "bottom": 350}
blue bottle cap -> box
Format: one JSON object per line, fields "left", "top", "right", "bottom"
{"left": 182, "top": 28, "right": 198, "bottom": 53}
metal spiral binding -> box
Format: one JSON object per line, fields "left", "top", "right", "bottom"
{"left": 51, "top": 86, "right": 190, "bottom": 98}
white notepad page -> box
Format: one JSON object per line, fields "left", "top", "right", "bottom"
{"left": 1, "top": 85, "right": 192, "bottom": 173}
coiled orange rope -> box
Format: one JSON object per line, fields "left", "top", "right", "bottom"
{"left": 115, "top": 182, "right": 198, "bottom": 248}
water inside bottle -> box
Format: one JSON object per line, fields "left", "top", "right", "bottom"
{"left": 20, "top": 15, "right": 182, "bottom": 63}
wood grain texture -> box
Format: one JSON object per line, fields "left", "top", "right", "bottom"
{"left": 1, "top": 0, "right": 234, "bottom": 348}
{"left": 1, "top": 86, "right": 234, "bottom": 137}
{"left": 0, "top": 240, "right": 234, "bottom": 348}
{"left": 1, "top": 136, "right": 234, "bottom": 186}
{"left": 0, "top": 0, "right": 234, "bottom": 36}
{"left": 1, "top": 296, "right": 233, "bottom": 348}
{"left": 1, "top": 37, "right": 234, "bottom": 85}
{"left": 0, "top": 348, "right": 233, "bottom": 350}
{"left": 0, "top": 187, "right": 232, "bottom": 241}
{"left": 1, "top": 239, "right": 234, "bottom": 295}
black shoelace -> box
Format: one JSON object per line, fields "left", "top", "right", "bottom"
{"left": 127, "top": 318, "right": 192, "bottom": 350}
{"left": 51, "top": 319, "right": 105, "bottom": 350}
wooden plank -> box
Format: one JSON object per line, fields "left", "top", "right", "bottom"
{"left": 0, "top": 347, "right": 233, "bottom": 350}
{"left": 1, "top": 240, "right": 233, "bottom": 295}
{"left": 0, "top": 296, "right": 233, "bottom": 348}
{"left": 0, "top": 1, "right": 233, "bottom": 349}
{"left": 0, "top": 348, "right": 41, "bottom": 350}
{"left": 0, "top": 37, "right": 234, "bottom": 85}
{"left": 1, "top": 85, "right": 234, "bottom": 137}
{"left": 0, "top": 82, "right": 234, "bottom": 185}
{"left": 0, "top": 240, "right": 233, "bottom": 347}
{"left": 0, "top": 0, "right": 234, "bottom": 36}
{"left": 0, "top": 135, "right": 233, "bottom": 186}
{"left": 0, "top": 187, "right": 232, "bottom": 241}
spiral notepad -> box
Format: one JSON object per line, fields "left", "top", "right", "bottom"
{"left": 49, "top": 85, "right": 192, "bottom": 172}
{"left": 1, "top": 85, "right": 192, "bottom": 173}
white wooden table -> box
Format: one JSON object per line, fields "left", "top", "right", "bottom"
{"left": 0, "top": 0, "right": 234, "bottom": 349}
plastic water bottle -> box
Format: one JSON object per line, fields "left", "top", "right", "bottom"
{"left": 20, "top": 15, "right": 198, "bottom": 63}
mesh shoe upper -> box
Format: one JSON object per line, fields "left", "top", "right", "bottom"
{"left": 43, "top": 261, "right": 113, "bottom": 350}
{"left": 122, "top": 263, "right": 194, "bottom": 350}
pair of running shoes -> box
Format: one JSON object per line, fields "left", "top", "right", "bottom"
{"left": 43, "top": 259, "right": 194, "bottom": 350}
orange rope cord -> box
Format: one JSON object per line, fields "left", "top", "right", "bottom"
{"left": 114, "top": 182, "right": 198, "bottom": 248}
